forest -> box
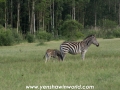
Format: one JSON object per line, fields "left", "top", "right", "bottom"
{"left": 0, "top": 0, "right": 120, "bottom": 45}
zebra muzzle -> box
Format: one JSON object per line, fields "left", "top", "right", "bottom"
{"left": 96, "top": 43, "right": 99, "bottom": 47}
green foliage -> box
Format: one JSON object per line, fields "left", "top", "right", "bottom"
{"left": 113, "top": 28, "right": 120, "bottom": 38}
{"left": 102, "top": 30, "right": 115, "bottom": 39}
{"left": 36, "top": 31, "right": 52, "bottom": 45}
{"left": 83, "top": 19, "right": 119, "bottom": 39}
{"left": 26, "top": 33, "right": 35, "bottom": 43}
{"left": 99, "top": 19, "right": 119, "bottom": 39}
{"left": 0, "top": 28, "right": 23, "bottom": 46}
{"left": 65, "top": 14, "right": 72, "bottom": 20}
{"left": 83, "top": 29, "right": 97, "bottom": 36}
{"left": 0, "top": 24, "right": 3, "bottom": 29}
{"left": 61, "top": 20, "right": 83, "bottom": 40}
{"left": 0, "top": 29, "right": 14, "bottom": 46}
{"left": 36, "top": 31, "right": 52, "bottom": 41}
{"left": 11, "top": 29, "right": 23, "bottom": 43}
{"left": 83, "top": 27, "right": 120, "bottom": 39}
{"left": 98, "top": 19, "right": 117, "bottom": 30}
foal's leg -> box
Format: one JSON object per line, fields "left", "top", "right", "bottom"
{"left": 45, "top": 53, "right": 50, "bottom": 63}
{"left": 57, "top": 56, "right": 61, "bottom": 62}
{"left": 48, "top": 55, "right": 51, "bottom": 61}
{"left": 45, "top": 55, "right": 48, "bottom": 63}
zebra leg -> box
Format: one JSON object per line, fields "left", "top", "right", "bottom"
{"left": 48, "top": 55, "right": 52, "bottom": 62}
{"left": 45, "top": 55, "right": 48, "bottom": 63}
{"left": 81, "top": 50, "right": 87, "bottom": 60}
{"left": 45, "top": 53, "right": 49, "bottom": 63}
{"left": 62, "top": 53, "right": 66, "bottom": 61}
{"left": 58, "top": 55, "right": 62, "bottom": 61}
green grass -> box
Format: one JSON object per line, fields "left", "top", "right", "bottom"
{"left": 0, "top": 39, "right": 120, "bottom": 90}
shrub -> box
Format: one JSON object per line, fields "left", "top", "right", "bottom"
{"left": 113, "top": 29, "right": 120, "bottom": 38}
{"left": 61, "top": 20, "right": 83, "bottom": 40}
{"left": 98, "top": 19, "right": 117, "bottom": 30}
{"left": 103, "top": 31, "right": 115, "bottom": 39}
{"left": 66, "top": 32, "right": 84, "bottom": 41}
{"left": 36, "top": 31, "right": 52, "bottom": 41}
{"left": 0, "top": 30, "right": 14, "bottom": 46}
{"left": 83, "top": 29, "right": 97, "bottom": 36}
{"left": 11, "top": 29, "right": 23, "bottom": 43}
{"left": 26, "top": 34, "right": 35, "bottom": 43}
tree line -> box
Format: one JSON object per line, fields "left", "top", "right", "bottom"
{"left": 0, "top": 0, "right": 120, "bottom": 44}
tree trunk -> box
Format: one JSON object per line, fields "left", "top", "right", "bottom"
{"left": 109, "top": 0, "right": 110, "bottom": 12}
{"left": 42, "top": 13, "right": 44, "bottom": 30}
{"left": 115, "top": 0, "right": 116, "bottom": 13}
{"left": 95, "top": 12, "right": 97, "bottom": 30}
{"left": 50, "top": 0, "right": 52, "bottom": 32}
{"left": 73, "top": 0, "right": 75, "bottom": 20}
{"left": 33, "top": 0, "right": 35, "bottom": 34}
{"left": 30, "top": 0, "right": 35, "bottom": 34}
{"left": 39, "top": 12, "right": 41, "bottom": 30}
{"left": 17, "top": 0, "right": 20, "bottom": 33}
{"left": 119, "top": 1, "right": 120, "bottom": 26}
{"left": 94, "top": 0, "right": 97, "bottom": 30}
{"left": 52, "top": 0, "right": 54, "bottom": 36}
{"left": 11, "top": 0, "right": 13, "bottom": 28}
{"left": 72, "top": 0, "right": 75, "bottom": 20}
{"left": 5, "top": 0, "right": 7, "bottom": 30}
{"left": 28, "top": 0, "right": 31, "bottom": 23}
{"left": 83, "top": 12, "right": 85, "bottom": 27}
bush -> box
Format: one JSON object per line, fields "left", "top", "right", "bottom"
{"left": 0, "top": 28, "right": 23, "bottom": 46}
{"left": 0, "top": 30, "right": 14, "bottom": 46}
{"left": 36, "top": 31, "right": 52, "bottom": 41}
{"left": 102, "top": 31, "right": 115, "bottom": 39}
{"left": 11, "top": 29, "right": 23, "bottom": 43}
{"left": 26, "top": 34, "right": 35, "bottom": 43}
{"left": 83, "top": 29, "right": 97, "bottom": 36}
{"left": 61, "top": 20, "right": 83, "bottom": 40}
{"left": 113, "top": 29, "right": 120, "bottom": 38}
{"left": 98, "top": 19, "right": 117, "bottom": 30}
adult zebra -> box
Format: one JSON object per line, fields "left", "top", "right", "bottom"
{"left": 60, "top": 35, "right": 99, "bottom": 60}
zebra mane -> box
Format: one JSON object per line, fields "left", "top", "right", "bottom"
{"left": 83, "top": 35, "right": 94, "bottom": 40}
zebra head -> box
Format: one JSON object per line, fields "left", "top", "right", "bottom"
{"left": 84, "top": 35, "right": 99, "bottom": 47}
{"left": 91, "top": 35, "right": 99, "bottom": 47}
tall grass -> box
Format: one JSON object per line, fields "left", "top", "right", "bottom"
{"left": 0, "top": 39, "right": 120, "bottom": 90}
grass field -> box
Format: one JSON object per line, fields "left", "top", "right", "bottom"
{"left": 0, "top": 38, "right": 120, "bottom": 90}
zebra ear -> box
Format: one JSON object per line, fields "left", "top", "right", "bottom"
{"left": 92, "top": 34, "right": 96, "bottom": 37}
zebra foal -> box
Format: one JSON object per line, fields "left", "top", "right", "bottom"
{"left": 60, "top": 35, "right": 99, "bottom": 60}
{"left": 43, "top": 49, "right": 63, "bottom": 63}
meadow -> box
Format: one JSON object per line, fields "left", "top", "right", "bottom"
{"left": 0, "top": 38, "right": 120, "bottom": 90}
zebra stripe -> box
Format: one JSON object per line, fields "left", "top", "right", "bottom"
{"left": 60, "top": 35, "right": 99, "bottom": 60}
{"left": 60, "top": 42, "right": 82, "bottom": 55}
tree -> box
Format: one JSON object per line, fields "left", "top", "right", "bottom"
{"left": 10, "top": 0, "right": 13, "bottom": 28}
{"left": 4, "top": 0, "right": 7, "bottom": 30}
{"left": 35, "top": 0, "right": 51, "bottom": 31}
{"left": 119, "top": 1, "right": 120, "bottom": 26}
{"left": 30, "top": 0, "right": 35, "bottom": 34}
{"left": 72, "top": 0, "right": 75, "bottom": 20}
{"left": 53, "top": 0, "right": 63, "bottom": 37}
{"left": 17, "top": 0, "right": 20, "bottom": 33}
{"left": 0, "top": 0, "right": 6, "bottom": 29}
{"left": 0, "top": 0, "right": 120, "bottom": 38}
{"left": 61, "top": 20, "right": 83, "bottom": 40}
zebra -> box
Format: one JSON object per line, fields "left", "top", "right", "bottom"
{"left": 60, "top": 35, "right": 99, "bottom": 60}
{"left": 43, "top": 49, "right": 63, "bottom": 63}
